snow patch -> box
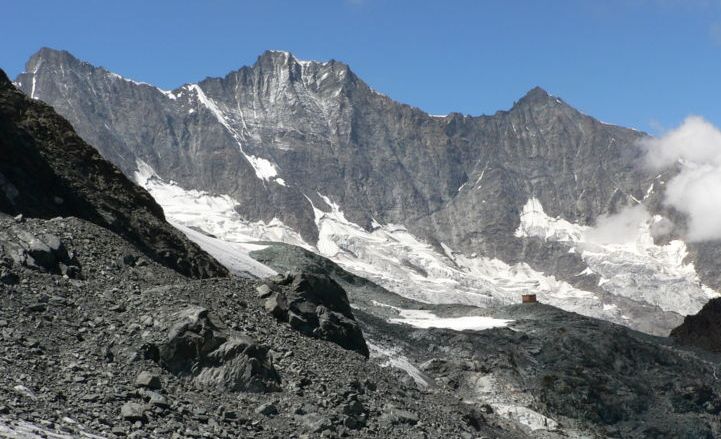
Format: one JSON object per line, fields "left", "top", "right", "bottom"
{"left": 493, "top": 404, "right": 559, "bottom": 431}
{"left": 133, "top": 160, "right": 304, "bottom": 277}
{"left": 30, "top": 60, "right": 43, "bottom": 99}
{"left": 390, "top": 309, "right": 512, "bottom": 331}
{"left": 469, "top": 373, "right": 559, "bottom": 432}
{"left": 373, "top": 301, "right": 513, "bottom": 331}
{"left": 368, "top": 342, "right": 430, "bottom": 387}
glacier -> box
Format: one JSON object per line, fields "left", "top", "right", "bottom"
{"left": 133, "top": 161, "right": 716, "bottom": 336}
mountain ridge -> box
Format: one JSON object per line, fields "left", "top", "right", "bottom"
{"left": 16, "top": 47, "right": 719, "bottom": 338}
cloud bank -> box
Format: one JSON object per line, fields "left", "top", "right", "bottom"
{"left": 640, "top": 116, "right": 721, "bottom": 241}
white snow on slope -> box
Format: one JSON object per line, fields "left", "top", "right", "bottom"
{"left": 29, "top": 60, "right": 43, "bottom": 100}
{"left": 134, "top": 162, "right": 606, "bottom": 323}
{"left": 132, "top": 158, "right": 716, "bottom": 334}
{"left": 372, "top": 301, "right": 513, "bottom": 331}
{"left": 389, "top": 309, "right": 512, "bottom": 331}
{"left": 104, "top": 70, "right": 177, "bottom": 97}
{"left": 515, "top": 198, "right": 717, "bottom": 316}
{"left": 469, "top": 374, "right": 559, "bottom": 432}
{"left": 173, "top": 223, "right": 277, "bottom": 278}
{"left": 133, "top": 161, "right": 302, "bottom": 277}
{"left": 306, "top": 193, "right": 610, "bottom": 318}
{"left": 367, "top": 342, "right": 431, "bottom": 387}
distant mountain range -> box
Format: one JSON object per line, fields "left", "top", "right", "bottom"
{"left": 14, "top": 47, "right": 721, "bottom": 335}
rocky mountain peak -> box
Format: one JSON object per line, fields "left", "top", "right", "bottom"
{"left": 511, "top": 86, "right": 566, "bottom": 111}
{"left": 25, "top": 47, "right": 81, "bottom": 74}
{"left": 250, "top": 49, "right": 352, "bottom": 88}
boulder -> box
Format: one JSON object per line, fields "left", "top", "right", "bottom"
{"left": 671, "top": 298, "right": 721, "bottom": 352}
{"left": 264, "top": 271, "right": 369, "bottom": 357}
{"left": 134, "top": 371, "right": 161, "bottom": 389}
{"left": 142, "top": 390, "right": 170, "bottom": 409}
{"left": 264, "top": 293, "right": 288, "bottom": 320}
{"left": 254, "top": 401, "right": 278, "bottom": 417}
{"left": 120, "top": 402, "right": 146, "bottom": 422}
{"left": 300, "top": 413, "right": 334, "bottom": 433}
{"left": 255, "top": 284, "right": 274, "bottom": 299}
{"left": 153, "top": 307, "right": 280, "bottom": 392}
{"left": 0, "top": 228, "right": 81, "bottom": 277}
{"left": 0, "top": 268, "right": 18, "bottom": 285}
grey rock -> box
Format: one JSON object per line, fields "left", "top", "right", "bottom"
{"left": 671, "top": 298, "right": 721, "bottom": 352}
{"left": 16, "top": 48, "right": 674, "bottom": 296}
{"left": 121, "top": 254, "right": 137, "bottom": 267}
{"left": 379, "top": 404, "right": 419, "bottom": 426}
{"left": 255, "top": 284, "right": 274, "bottom": 299}
{"left": 0, "top": 68, "right": 226, "bottom": 279}
{"left": 143, "top": 390, "right": 170, "bottom": 409}
{"left": 300, "top": 413, "right": 334, "bottom": 433}
{"left": 265, "top": 272, "right": 369, "bottom": 357}
{"left": 120, "top": 402, "right": 146, "bottom": 422}
{"left": 253, "top": 401, "right": 278, "bottom": 417}
{"left": 342, "top": 399, "right": 365, "bottom": 416}
{"left": 134, "top": 371, "right": 161, "bottom": 389}
{"left": 155, "top": 306, "right": 280, "bottom": 392}
{"left": 0, "top": 268, "right": 18, "bottom": 285}
{"left": 264, "top": 293, "right": 288, "bottom": 320}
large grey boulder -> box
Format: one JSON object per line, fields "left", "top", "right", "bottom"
{"left": 154, "top": 306, "right": 280, "bottom": 392}
{"left": 264, "top": 271, "right": 369, "bottom": 357}
{"left": 0, "top": 227, "right": 80, "bottom": 276}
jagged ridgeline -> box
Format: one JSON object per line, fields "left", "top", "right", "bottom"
{"left": 0, "top": 68, "right": 227, "bottom": 278}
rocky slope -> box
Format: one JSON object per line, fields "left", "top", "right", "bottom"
{"left": 0, "top": 70, "right": 526, "bottom": 438}
{"left": 0, "top": 215, "right": 521, "bottom": 439}
{"left": 253, "top": 239, "right": 721, "bottom": 438}
{"left": 6, "top": 53, "right": 721, "bottom": 439}
{"left": 0, "top": 67, "right": 226, "bottom": 279}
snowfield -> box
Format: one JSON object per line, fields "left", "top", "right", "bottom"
{"left": 133, "top": 162, "right": 716, "bottom": 336}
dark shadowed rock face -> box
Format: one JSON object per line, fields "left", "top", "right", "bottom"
{"left": 671, "top": 298, "right": 721, "bottom": 352}
{"left": 16, "top": 48, "right": 660, "bottom": 287}
{"left": 0, "top": 68, "right": 227, "bottom": 278}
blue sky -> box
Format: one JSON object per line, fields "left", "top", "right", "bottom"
{"left": 3, "top": 0, "right": 721, "bottom": 133}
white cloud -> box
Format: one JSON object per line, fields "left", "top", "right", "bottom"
{"left": 584, "top": 204, "right": 650, "bottom": 244}
{"left": 640, "top": 116, "right": 721, "bottom": 241}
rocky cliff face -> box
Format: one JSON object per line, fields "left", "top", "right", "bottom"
{"left": 0, "top": 67, "right": 227, "bottom": 278}
{"left": 15, "top": 49, "right": 650, "bottom": 252}
{"left": 15, "top": 48, "right": 720, "bottom": 335}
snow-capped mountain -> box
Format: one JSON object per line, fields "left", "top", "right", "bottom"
{"left": 15, "top": 48, "right": 720, "bottom": 335}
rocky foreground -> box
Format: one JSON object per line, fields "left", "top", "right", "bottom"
{"left": 0, "top": 214, "right": 527, "bottom": 439}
